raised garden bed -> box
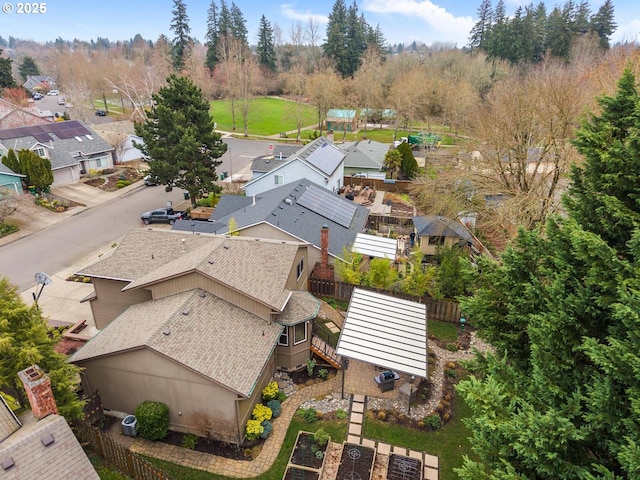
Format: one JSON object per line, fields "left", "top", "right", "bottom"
{"left": 283, "top": 466, "right": 321, "bottom": 480}
{"left": 336, "top": 443, "right": 376, "bottom": 480}
{"left": 289, "top": 431, "right": 328, "bottom": 470}
{"left": 386, "top": 454, "right": 422, "bottom": 480}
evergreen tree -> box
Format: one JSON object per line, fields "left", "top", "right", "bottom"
{"left": 366, "top": 24, "right": 387, "bottom": 58}
{"left": 256, "top": 15, "right": 277, "bottom": 72}
{"left": 384, "top": 149, "right": 402, "bottom": 179}
{"left": 134, "top": 75, "right": 227, "bottom": 205}
{"left": 323, "top": 0, "right": 349, "bottom": 77}
{"left": 0, "top": 278, "right": 84, "bottom": 421}
{"left": 19, "top": 150, "right": 53, "bottom": 193}
{"left": 344, "top": 3, "right": 368, "bottom": 77}
{"left": 205, "top": 0, "right": 220, "bottom": 72}
{"left": 18, "top": 56, "right": 39, "bottom": 82}
{"left": 230, "top": 1, "right": 248, "bottom": 46}
{"left": 396, "top": 142, "right": 418, "bottom": 179}
{"left": 1, "top": 149, "right": 20, "bottom": 175}
{"left": 170, "top": 0, "right": 192, "bottom": 71}
{"left": 485, "top": 0, "right": 510, "bottom": 60}
{"left": 590, "top": 0, "right": 616, "bottom": 48}
{"left": 545, "top": 4, "right": 574, "bottom": 59}
{"left": 456, "top": 67, "right": 640, "bottom": 480}
{"left": 0, "top": 48, "right": 15, "bottom": 89}
{"left": 468, "top": 0, "right": 493, "bottom": 50}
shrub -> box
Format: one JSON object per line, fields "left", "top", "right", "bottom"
{"left": 181, "top": 433, "right": 198, "bottom": 450}
{"left": 0, "top": 223, "right": 18, "bottom": 238}
{"left": 267, "top": 399, "right": 281, "bottom": 418}
{"left": 313, "top": 428, "right": 330, "bottom": 447}
{"left": 262, "top": 381, "right": 279, "bottom": 402}
{"left": 446, "top": 343, "right": 459, "bottom": 352}
{"left": 259, "top": 420, "right": 273, "bottom": 439}
{"left": 315, "top": 450, "right": 325, "bottom": 460}
{"left": 306, "top": 358, "right": 316, "bottom": 376}
{"left": 135, "top": 401, "right": 169, "bottom": 441}
{"left": 297, "top": 408, "right": 318, "bottom": 423}
{"left": 335, "top": 408, "right": 347, "bottom": 420}
{"left": 445, "top": 368, "right": 457, "bottom": 379}
{"left": 116, "top": 180, "right": 131, "bottom": 189}
{"left": 424, "top": 415, "right": 443, "bottom": 430}
{"left": 276, "top": 390, "right": 287, "bottom": 403}
{"left": 417, "top": 420, "right": 425, "bottom": 428}
{"left": 252, "top": 403, "right": 272, "bottom": 423}
{"left": 377, "top": 411, "right": 387, "bottom": 421}
{"left": 245, "top": 419, "right": 264, "bottom": 441}
{"left": 317, "top": 368, "right": 328, "bottom": 379}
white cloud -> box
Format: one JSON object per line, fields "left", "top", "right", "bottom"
{"left": 280, "top": 4, "right": 328, "bottom": 25}
{"left": 363, "top": 0, "right": 475, "bottom": 45}
{"left": 611, "top": 19, "right": 640, "bottom": 45}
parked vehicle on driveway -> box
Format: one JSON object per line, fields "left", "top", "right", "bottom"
{"left": 143, "top": 175, "right": 159, "bottom": 186}
{"left": 140, "top": 207, "right": 185, "bottom": 225}
{"left": 32, "top": 93, "right": 44, "bottom": 100}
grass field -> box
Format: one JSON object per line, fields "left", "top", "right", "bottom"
{"left": 210, "top": 97, "right": 318, "bottom": 136}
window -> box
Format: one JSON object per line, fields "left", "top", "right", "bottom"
{"left": 428, "top": 236, "right": 445, "bottom": 246}
{"left": 94, "top": 158, "right": 103, "bottom": 168}
{"left": 33, "top": 147, "right": 46, "bottom": 158}
{"left": 274, "top": 175, "right": 284, "bottom": 185}
{"left": 294, "top": 322, "right": 307, "bottom": 345}
{"left": 278, "top": 328, "right": 288, "bottom": 346}
{"left": 296, "top": 258, "right": 304, "bottom": 280}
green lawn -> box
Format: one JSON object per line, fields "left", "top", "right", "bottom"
{"left": 210, "top": 97, "right": 317, "bottom": 136}
{"left": 428, "top": 320, "right": 459, "bottom": 342}
{"left": 145, "top": 417, "right": 347, "bottom": 480}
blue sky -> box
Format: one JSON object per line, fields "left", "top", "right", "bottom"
{"left": 1, "top": 0, "right": 638, "bottom": 48}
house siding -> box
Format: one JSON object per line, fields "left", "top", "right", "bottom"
{"left": 276, "top": 326, "right": 311, "bottom": 371}
{"left": 148, "top": 272, "right": 273, "bottom": 321}
{"left": 90, "top": 279, "right": 152, "bottom": 329}
{"left": 418, "top": 235, "right": 460, "bottom": 256}
{"left": 0, "top": 173, "right": 23, "bottom": 194}
{"left": 77, "top": 349, "right": 246, "bottom": 443}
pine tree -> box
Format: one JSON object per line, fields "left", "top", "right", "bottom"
{"left": 590, "top": 0, "right": 616, "bottom": 48}
{"left": 230, "top": 2, "right": 248, "bottom": 46}
{"left": 19, "top": 150, "right": 53, "bottom": 193}
{"left": 256, "top": 15, "right": 277, "bottom": 72}
{"left": 1, "top": 149, "right": 20, "bottom": 175}
{"left": 323, "top": 0, "right": 349, "bottom": 77}
{"left": 170, "top": 0, "right": 191, "bottom": 71}
{"left": 468, "top": 0, "right": 493, "bottom": 50}
{"left": 204, "top": 0, "right": 220, "bottom": 72}
{"left": 18, "top": 56, "right": 40, "bottom": 82}
{"left": 0, "top": 278, "right": 84, "bottom": 421}
{"left": 134, "top": 75, "right": 227, "bottom": 205}
{"left": 0, "top": 48, "right": 15, "bottom": 89}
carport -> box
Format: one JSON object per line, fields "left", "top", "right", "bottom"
{"left": 336, "top": 288, "right": 428, "bottom": 379}
{"left": 351, "top": 233, "right": 398, "bottom": 260}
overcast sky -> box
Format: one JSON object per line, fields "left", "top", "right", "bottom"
{"left": 0, "top": 0, "right": 638, "bottom": 48}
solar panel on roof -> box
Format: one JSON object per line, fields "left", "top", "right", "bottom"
{"left": 305, "top": 141, "right": 344, "bottom": 176}
{"left": 297, "top": 184, "right": 357, "bottom": 228}
{"left": 33, "top": 133, "right": 52, "bottom": 143}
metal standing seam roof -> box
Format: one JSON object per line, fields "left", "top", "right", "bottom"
{"left": 336, "top": 288, "right": 428, "bottom": 378}
{"left": 352, "top": 233, "right": 398, "bottom": 260}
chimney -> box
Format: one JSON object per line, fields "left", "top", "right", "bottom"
{"left": 18, "top": 365, "right": 58, "bottom": 419}
{"left": 313, "top": 225, "right": 334, "bottom": 280}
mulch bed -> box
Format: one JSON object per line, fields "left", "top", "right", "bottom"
{"left": 290, "top": 432, "right": 327, "bottom": 470}
{"left": 159, "top": 430, "right": 254, "bottom": 459}
{"left": 336, "top": 443, "right": 376, "bottom": 480}
{"left": 84, "top": 168, "right": 141, "bottom": 192}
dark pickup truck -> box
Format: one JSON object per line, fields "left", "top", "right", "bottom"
{"left": 140, "top": 208, "right": 185, "bottom": 225}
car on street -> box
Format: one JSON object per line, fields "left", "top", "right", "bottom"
{"left": 58, "top": 98, "right": 66, "bottom": 105}
{"left": 140, "top": 207, "right": 185, "bottom": 225}
{"left": 143, "top": 175, "right": 159, "bottom": 186}
{"left": 95, "top": 109, "right": 107, "bottom": 116}
{"left": 47, "top": 90, "right": 59, "bottom": 96}
{"left": 32, "top": 93, "right": 44, "bottom": 100}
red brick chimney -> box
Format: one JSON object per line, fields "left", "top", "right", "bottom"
{"left": 18, "top": 365, "right": 58, "bottom": 419}
{"left": 314, "top": 225, "right": 334, "bottom": 280}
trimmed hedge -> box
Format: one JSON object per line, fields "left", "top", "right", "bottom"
{"left": 135, "top": 401, "right": 169, "bottom": 441}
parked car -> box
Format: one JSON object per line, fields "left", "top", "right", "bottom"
{"left": 58, "top": 98, "right": 66, "bottom": 105}
{"left": 95, "top": 109, "right": 107, "bottom": 116}
{"left": 47, "top": 90, "right": 59, "bottom": 96}
{"left": 143, "top": 175, "right": 159, "bottom": 186}
{"left": 352, "top": 172, "right": 367, "bottom": 178}
{"left": 140, "top": 207, "right": 185, "bottom": 225}
{"left": 32, "top": 93, "right": 44, "bottom": 100}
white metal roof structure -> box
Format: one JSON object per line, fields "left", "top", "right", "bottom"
{"left": 336, "top": 288, "right": 428, "bottom": 377}
{"left": 352, "top": 233, "right": 398, "bottom": 260}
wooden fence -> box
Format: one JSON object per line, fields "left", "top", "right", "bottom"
{"left": 344, "top": 176, "right": 413, "bottom": 194}
{"left": 308, "top": 278, "right": 461, "bottom": 323}
{"left": 74, "top": 419, "right": 173, "bottom": 480}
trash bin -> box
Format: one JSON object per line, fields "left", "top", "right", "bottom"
{"left": 121, "top": 415, "right": 137, "bottom": 437}
{"left": 220, "top": 173, "right": 225, "bottom": 180}
{"left": 183, "top": 192, "right": 190, "bottom": 200}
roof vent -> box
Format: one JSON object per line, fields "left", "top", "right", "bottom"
{"left": 284, "top": 198, "right": 293, "bottom": 205}
{"left": 1, "top": 458, "right": 14, "bottom": 471}
{"left": 182, "top": 309, "right": 189, "bottom": 315}
{"left": 162, "top": 329, "right": 171, "bottom": 335}
{"left": 279, "top": 205, "right": 284, "bottom": 209}
{"left": 199, "top": 292, "right": 206, "bottom": 298}
{"left": 223, "top": 245, "right": 229, "bottom": 249}
{"left": 41, "top": 433, "right": 55, "bottom": 447}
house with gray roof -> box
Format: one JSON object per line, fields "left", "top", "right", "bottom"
{"left": 69, "top": 229, "right": 319, "bottom": 444}
{"left": 244, "top": 137, "right": 345, "bottom": 196}
{"left": 413, "top": 215, "right": 473, "bottom": 255}
{"left": 22, "top": 75, "right": 56, "bottom": 94}
{"left": 339, "top": 139, "right": 389, "bottom": 177}
{"left": 0, "top": 120, "right": 114, "bottom": 186}
{"left": 249, "top": 143, "right": 299, "bottom": 180}
{"left": 326, "top": 109, "right": 358, "bottom": 132}
{"left": 173, "top": 178, "right": 369, "bottom": 269}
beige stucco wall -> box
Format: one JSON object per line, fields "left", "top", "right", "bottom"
{"left": 418, "top": 235, "right": 460, "bottom": 256}
{"left": 78, "top": 348, "right": 247, "bottom": 443}
{"left": 90, "top": 279, "right": 152, "bottom": 329}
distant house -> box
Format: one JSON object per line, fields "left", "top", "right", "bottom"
{"left": 244, "top": 137, "right": 345, "bottom": 196}
{"left": 22, "top": 75, "right": 56, "bottom": 94}
{"left": 173, "top": 178, "right": 369, "bottom": 268}
{"left": 93, "top": 120, "right": 145, "bottom": 166}
{"left": 0, "top": 365, "right": 99, "bottom": 480}
{"left": 249, "top": 144, "right": 299, "bottom": 180}
{"left": 0, "top": 120, "right": 115, "bottom": 186}
{"left": 359, "top": 108, "right": 396, "bottom": 127}
{"left": 0, "top": 98, "right": 52, "bottom": 130}
{"left": 339, "top": 139, "right": 389, "bottom": 177}
{"left": 69, "top": 229, "right": 318, "bottom": 444}
{"left": 0, "top": 161, "right": 25, "bottom": 194}
{"left": 326, "top": 109, "right": 358, "bottom": 132}
{"left": 412, "top": 215, "right": 473, "bottom": 256}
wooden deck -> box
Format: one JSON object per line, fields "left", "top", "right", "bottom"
{"left": 311, "top": 334, "right": 342, "bottom": 369}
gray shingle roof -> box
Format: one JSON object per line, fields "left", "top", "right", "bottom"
{"left": 339, "top": 140, "right": 389, "bottom": 170}
{"left": 69, "top": 289, "right": 283, "bottom": 397}
{"left": 0, "top": 120, "right": 113, "bottom": 171}
{"left": 78, "top": 229, "right": 299, "bottom": 311}
{"left": 174, "top": 179, "right": 369, "bottom": 260}
{"left": 275, "top": 291, "right": 320, "bottom": 326}
{"left": 0, "top": 162, "right": 24, "bottom": 176}
{"left": 413, "top": 215, "right": 472, "bottom": 241}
